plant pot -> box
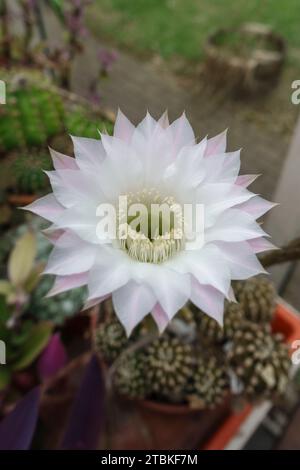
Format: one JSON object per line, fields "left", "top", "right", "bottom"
{"left": 7, "top": 193, "right": 38, "bottom": 206}
{"left": 107, "top": 393, "right": 230, "bottom": 450}
{"left": 202, "top": 301, "right": 300, "bottom": 450}
{"left": 110, "top": 301, "right": 300, "bottom": 451}
{"left": 203, "top": 23, "right": 286, "bottom": 95}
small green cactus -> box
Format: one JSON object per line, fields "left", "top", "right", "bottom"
{"left": 114, "top": 351, "right": 148, "bottom": 399}
{"left": 13, "top": 152, "right": 52, "bottom": 193}
{"left": 187, "top": 355, "right": 230, "bottom": 409}
{"left": 234, "top": 276, "right": 276, "bottom": 324}
{"left": 29, "top": 276, "right": 86, "bottom": 325}
{"left": 227, "top": 322, "right": 291, "bottom": 400}
{"left": 144, "top": 334, "right": 195, "bottom": 403}
{"left": 95, "top": 317, "right": 128, "bottom": 363}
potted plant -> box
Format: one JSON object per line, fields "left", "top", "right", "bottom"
{"left": 93, "top": 275, "right": 293, "bottom": 450}
{"left": 203, "top": 23, "right": 286, "bottom": 95}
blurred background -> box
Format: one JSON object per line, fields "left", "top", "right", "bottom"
{"left": 1, "top": 0, "right": 300, "bottom": 451}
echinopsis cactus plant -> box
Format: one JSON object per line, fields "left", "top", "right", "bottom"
{"left": 21, "top": 110, "right": 291, "bottom": 409}
{"left": 95, "top": 275, "right": 291, "bottom": 409}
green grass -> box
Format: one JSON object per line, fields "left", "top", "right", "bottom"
{"left": 88, "top": 0, "right": 300, "bottom": 60}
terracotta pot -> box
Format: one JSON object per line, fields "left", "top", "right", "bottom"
{"left": 138, "top": 398, "right": 230, "bottom": 450}
{"left": 109, "top": 396, "right": 230, "bottom": 450}
{"left": 7, "top": 193, "right": 38, "bottom": 206}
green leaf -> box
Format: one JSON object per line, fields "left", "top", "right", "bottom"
{"left": 12, "top": 322, "right": 53, "bottom": 371}
{"left": 10, "top": 321, "right": 33, "bottom": 347}
{"left": 0, "top": 280, "right": 12, "bottom": 296}
{"left": 8, "top": 232, "right": 37, "bottom": 287}
{"left": 46, "top": 0, "right": 65, "bottom": 23}
{"left": 0, "top": 295, "right": 11, "bottom": 324}
{"left": 0, "top": 367, "right": 11, "bottom": 391}
{"left": 23, "top": 262, "right": 45, "bottom": 293}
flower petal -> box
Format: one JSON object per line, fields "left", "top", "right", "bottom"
{"left": 49, "top": 148, "right": 78, "bottom": 170}
{"left": 23, "top": 194, "right": 64, "bottom": 223}
{"left": 190, "top": 278, "right": 225, "bottom": 326}
{"left": 87, "top": 251, "right": 130, "bottom": 299}
{"left": 144, "top": 267, "right": 191, "bottom": 319}
{"left": 205, "top": 209, "right": 268, "bottom": 243}
{"left": 71, "top": 135, "right": 105, "bottom": 171}
{"left": 46, "top": 272, "right": 88, "bottom": 297}
{"left": 247, "top": 237, "right": 277, "bottom": 253}
{"left": 112, "top": 281, "right": 156, "bottom": 335}
{"left": 82, "top": 295, "right": 110, "bottom": 311}
{"left": 168, "top": 112, "right": 195, "bottom": 153}
{"left": 114, "top": 109, "right": 135, "bottom": 143}
{"left": 158, "top": 111, "right": 169, "bottom": 129}
{"left": 236, "top": 174, "right": 260, "bottom": 188}
{"left": 214, "top": 241, "right": 267, "bottom": 279}
{"left": 236, "top": 196, "right": 277, "bottom": 218}
{"left": 44, "top": 232, "right": 97, "bottom": 276}
{"left": 205, "top": 129, "right": 227, "bottom": 157}
{"left": 152, "top": 303, "right": 169, "bottom": 334}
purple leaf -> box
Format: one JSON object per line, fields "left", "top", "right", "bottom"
{"left": 0, "top": 387, "right": 40, "bottom": 450}
{"left": 61, "top": 355, "right": 105, "bottom": 450}
{"left": 37, "top": 333, "right": 67, "bottom": 380}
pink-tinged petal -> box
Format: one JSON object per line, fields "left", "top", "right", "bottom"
{"left": 166, "top": 138, "right": 207, "bottom": 188}
{"left": 180, "top": 246, "right": 231, "bottom": 297}
{"left": 41, "top": 226, "right": 65, "bottom": 244}
{"left": 46, "top": 272, "right": 89, "bottom": 297}
{"left": 37, "top": 333, "right": 67, "bottom": 380}
{"left": 168, "top": 112, "right": 195, "bottom": 152}
{"left": 71, "top": 135, "right": 105, "bottom": 170}
{"left": 201, "top": 184, "right": 256, "bottom": 226}
{"left": 205, "top": 209, "right": 268, "bottom": 243}
{"left": 114, "top": 109, "right": 135, "bottom": 143}
{"left": 44, "top": 232, "right": 97, "bottom": 276}
{"left": 221, "top": 150, "right": 241, "bottom": 179}
{"left": 152, "top": 303, "right": 169, "bottom": 334}
{"left": 53, "top": 202, "right": 104, "bottom": 245}
{"left": 112, "top": 281, "right": 156, "bottom": 336}
{"left": 87, "top": 259, "right": 130, "bottom": 300}
{"left": 205, "top": 129, "right": 227, "bottom": 157}
{"left": 23, "top": 194, "right": 64, "bottom": 223}
{"left": 247, "top": 237, "right": 278, "bottom": 253}
{"left": 236, "top": 174, "right": 260, "bottom": 188}
{"left": 190, "top": 278, "right": 225, "bottom": 326}
{"left": 236, "top": 196, "right": 278, "bottom": 219}
{"left": 136, "top": 111, "right": 158, "bottom": 139}
{"left": 144, "top": 268, "right": 191, "bottom": 319}
{"left": 49, "top": 148, "right": 78, "bottom": 170}
{"left": 158, "top": 110, "right": 169, "bottom": 129}
{"left": 82, "top": 294, "right": 110, "bottom": 311}
{"left": 44, "top": 171, "right": 75, "bottom": 208}
{"left": 47, "top": 169, "right": 104, "bottom": 205}
{"left": 215, "top": 241, "right": 267, "bottom": 279}
{"left": 227, "top": 286, "right": 237, "bottom": 303}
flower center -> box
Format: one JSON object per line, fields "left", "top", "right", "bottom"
{"left": 117, "top": 188, "right": 185, "bottom": 264}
